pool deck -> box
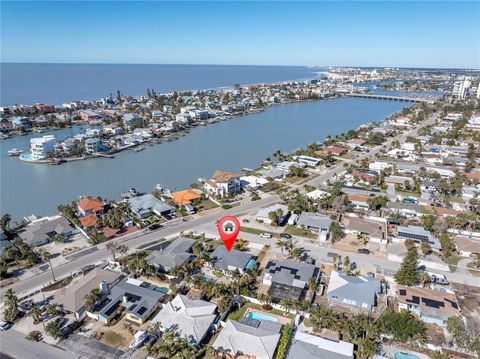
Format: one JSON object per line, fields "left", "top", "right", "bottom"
{"left": 244, "top": 307, "right": 292, "bottom": 325}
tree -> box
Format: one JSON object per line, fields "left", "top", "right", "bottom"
{"left": 0, "top": 213, "right": 11, "bottom": 233}
{"left": 329, "top": 221, "right": 344, "bottom": 243}
{"left": 27, "top": 306, "right": 42, "bottom": 324}
{"left": 106, "top": 242, "right": 128, "bottom": 262}
{"left": 378, "top": 309, "right": 425, "bottom": 342}
{"left": 440, "top": 234, "right": 456, "bottom": 260}
{"left": 42, "top": 251, "right": 56, "bottom": 282}
{"left": 3, "top": 288, "right": 19, "bottom": 321}
{"left": 394, "top": 249, "right": 420, "bottom": 286}
{"left": 404, "top": 238, "right": 415, "bottom": 251}
{"left": 276, "top": 239, "right": 287, "bottom": 259}
{"left": 420, "top": 214, "right": 436, "bottom": 231}
{"left": 291, "top": 247, "right": 301, "bottom": 260}
{"left": 45, "top": 321, "right": 62, "bottom": 339}
{"left": 446, "top": 316, "right": 480, "bottom": 356}
{"left": 84, "top": 288, "right": 103, "bottom": 311}
{"left": 367, "top": 196, "right": 388, "bottom": 210}
{"left": 420, "top": 242, "right": 431, "bottom": 256}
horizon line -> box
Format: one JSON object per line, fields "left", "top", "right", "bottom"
{"left": 1, "top": 62, "right": 478, "bottom": 71}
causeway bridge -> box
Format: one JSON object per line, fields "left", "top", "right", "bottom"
{"left": 347, "top": 93, "right": 432, "bottom": 103}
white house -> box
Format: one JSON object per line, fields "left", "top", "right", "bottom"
{"left": 30, "top": 135, "right": 57, "bottom": 160}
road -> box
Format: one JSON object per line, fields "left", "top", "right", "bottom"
{"left": 0, "top": 329, "right": 82, "bottom": 359}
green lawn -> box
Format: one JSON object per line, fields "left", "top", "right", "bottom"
{"left": 196, "top": 199, "right": 218, "bottom": 211}
{"left": 241, "top": 226, "right": 276, "bottom": 236}
{"left": 103, "top": 331, "right": 123, "bottom": 347}
{"left": 285, "top": 225, "right": 317, "bottom": 239}
{"left": 256, "top": 250, "right": 267, "bottom": 264}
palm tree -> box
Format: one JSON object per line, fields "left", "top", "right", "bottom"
{"left": 27, "top": 306, "right": 42, "bottom": 325}
{"left": 84, "top": 288, "right": 103, "bottom": 311}
{"left": 3, "top": 288, "right": 19, "bottom": 321}
{"left": 42, "top": 251, "right": 56, "bottom": 282}
{"left": 276, "top": 239, "right": 286, "bottom": 259}
{"left": 280, "top": 298, "right": 294, "bottom": 314}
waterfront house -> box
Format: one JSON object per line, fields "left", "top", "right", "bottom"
{"left": 396, "top": 285, "right": 461, "bottom": 327}
{"left": 29, "top": 135, "right": 57, "bottom": 160}
{"left": 396, "top": 225, "right": 441, "bottom": 249}
{"left": 277, "top": 161, "right": 306, "bottom": 171}
{"left": 11, "top": 116, "right": 32, "bottom": 129}
{"left": 317, "top": 145, "right": 347, "bottom": 156}
{"left": 296, "top": 212, "right": 332, "bottom": 240}
{"left": 146, "top": 236, "right": 195, "bottom": 273}
{"left": 256, "top": 204, "right": 289, "bottom": 225}
{"left": 18, "top": 215, "right": 74, "bottom": 247}
{"left": 209, "top": 246, "right": 254, "bottom": 274}
{"left": 79, "top": 110, "right": 102, "bottom": 122}
{"left": 122, "top": 113, "right": 144, "bottom": 129}
{"left": 52, "top": 268, "right": 122, "bottom": 321}
{"left": 262, "top": 259, "right": 317, "bottom": 301}
{"left": 213, "top": 318, "right": 282, "bottom": 359}
{"left": 326, "top": 270, "right": 380, "bottom": 310}
{"left": 77, "top": 196, "right": 104, "bottom": 217}
{"left": 59, "top": 137, "right": 80, "bottom": 155}
{"left": 0, "top": 122, "right": 14, "bottom": 133}
{"left": 171, "top": 188, "right": 202, "bottom": 206}
{"left": 34, "top": 103, "right": 55, "bottom": 114}
{"left": 287, "top": 331, "right": 354, "bottom": 359}
{"left": 151, "top": 294, "right": 217, "bottom": 345}
{"left": 85, "top": 138, "right": 102, "bottom": 154}
{"left": 128, "top": 193, "right": 175, "bottom": 219}
{"left": 297, "top": 155, "right": 321, "bottom": 167}
{"left": 204, "top": 170, "right": 242, "bottom": 198}
{"left": 89, "top": 278, "right": 166, "bottom": 325}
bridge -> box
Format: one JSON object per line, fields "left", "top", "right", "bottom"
{"left": 346, "top": 93, "right": 432, "bottom": 103}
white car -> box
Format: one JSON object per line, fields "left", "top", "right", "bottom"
{"left": 0, "top": 321, "right": 13, "bottom": 331}
{"left": 259, "top": 233, "right": 272, "bottom": 239}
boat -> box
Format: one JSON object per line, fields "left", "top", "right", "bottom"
{"left": 7, "top": 149, "right": 23, "bottom": 156}
{"left": 121, "top": 187, "right": 141, "bottom": 198}
{"left": 154, "top": 184, "right": 172, "bottom": 196}
{"left": 129, "top": 331, "right": 147, "bottom": 349}
{"left": 133, "top": 146, "right": 145, "bottom": 152}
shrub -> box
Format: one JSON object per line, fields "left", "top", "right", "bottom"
{"left": 262, "top": 304, "right": 273, "bottom": 311}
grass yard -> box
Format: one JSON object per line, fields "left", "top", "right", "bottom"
{"left": 285, "top": 225, "right": 317, "bottom": 239}
{"left": 103, "top": 331, "right": 124, "bottom": 347}
{"left": 445, "top": 255, "right": 462, "bottom": 272}
{"left": 197, "top": 199, "right": 218, "bottom": 211}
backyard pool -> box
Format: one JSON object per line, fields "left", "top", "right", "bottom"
{"left": 245, "top": 259, "right": 257, "bottom": 270}
{"left": 394, "top": 352, "right": 420, "bottom": 359}
{"left": 247, "top": 311, "right": 278, "bottom": 322}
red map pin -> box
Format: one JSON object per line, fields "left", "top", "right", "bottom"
{"left": 217, "top": 215, "right": 240, "bottom": 252}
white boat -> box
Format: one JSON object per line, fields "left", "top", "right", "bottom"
{"left": 129, "top": 330, "right": 147, "bottom": 349}
{"left": 7, "top": 149, "right": 23, "bottom": 156}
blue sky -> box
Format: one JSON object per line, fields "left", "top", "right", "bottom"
{"left": 1, "top": 1, "right": 479, "bottom": 68}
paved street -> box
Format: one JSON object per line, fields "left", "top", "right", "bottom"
{"left": 0, "top": 329, "right": 83, "bottom": 359}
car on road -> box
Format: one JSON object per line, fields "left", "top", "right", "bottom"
{"left": 280, "top": 233, "right": 292, "bottom": 239}
{"left": 79, "top": 264, "right": 95, "bottom": 273}
{"left": 259, "top": 233, "right": 272, "bottom": 239}
{"left": 0, "top": 321, "right": 13, "bottom": 331}
{"left": 149, "top": 223, "right": 162, "bottom": 230}
{"left": 357, "top": 248, "right": 371, "bottom": 254}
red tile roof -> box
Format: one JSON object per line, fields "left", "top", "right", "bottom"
{"left": 78, "top": 197, "right": 104, "bottom": 213}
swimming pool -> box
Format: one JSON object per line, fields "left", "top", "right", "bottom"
{"left": 245, "top": 258, "right": 257, "bottom": 270}
{"left": 394, "top": 352, "right": 420, "bottom": 359}
{"left": 247, "top": 311, "right": 278, "bottom": 322}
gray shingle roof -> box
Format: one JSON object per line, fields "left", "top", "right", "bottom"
{"left": 210, "top": 246, "right": 254, "bottom": 271}
{"left": 146, "top": 237, "right": 195, "bottom": 271}
{"left": 327, "top": 270, "right": 380, "bottom": 309}
{"left": 287, "top": 331, "right": 354, "bottom": 359}
{"left": 128, "top": 194, "right": 174, "bottom": 216}
{"left": 297, "top": 212, "right": 332, "bottom": 230}
{"left": 264, "top": 259, "right": 316, "bottom": 288}
{"left": 18, "top": 215, "right": 73, "bottom": 245}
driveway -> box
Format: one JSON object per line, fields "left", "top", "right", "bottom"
{"left": 60, "top": 334, "right": 125, "bottom": 359}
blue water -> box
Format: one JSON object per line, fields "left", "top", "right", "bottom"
{"left": 394, "top": 352, "right": 420, "bottom": 359}
{"left": 247, "top": 311, "right": 278, "bottom": 322}
{"left": 0, "top": 97, "right": 407, "bottom": 220}
{"left": 245, "top": 259, "right": 257, "bottom": 270}
{"left": 1, "top": 63, "right": 319, "bottom": 106}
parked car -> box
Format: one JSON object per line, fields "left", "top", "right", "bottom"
{"left": 280, "top": 233, "right": 292, "bottom": 239}
{"left": 357, "top": 248, "right": 371, "bottom": 254}
{"left": 26, "top": 330, "right": 42, "bottom": 342}
{"left": 149, "top": 223, "right": 161, "bottom": 230}
{"left": 0, "top": 321, "right": 13, "bottom": 331}
{"left": 259, "top": 233, "right": 272, "bottom": 239}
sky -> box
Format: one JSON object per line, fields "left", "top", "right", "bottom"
{"left": 1, "top": 1, "right": 479, "bottom": 68}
